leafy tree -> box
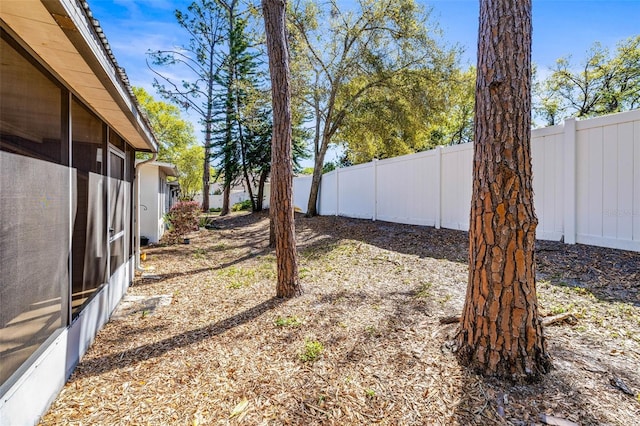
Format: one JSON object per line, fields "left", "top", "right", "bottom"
{"left": 427, "top": 67, "right": 475, "bottom": 147}
{"left": 212, "top": 0, "right": 247, "bottom": 215}
{"left": 133, "top": 87, "right": 197, "bottom": 162}
{"left": 262, "top": 0, "right": 301, "bottom": 298}
{"left": 288, "top": 0, "right": 454, "bottom": 216}
{"left": 132, "top": 87, "right": 205, "bottom": 201}
{"left": 456, "top": 0, "right": 551, "bottom": 381}
{"left": 147, "top": 0, "right": 226, "bottom": 211}
{"left": 174, "top": 145, "right": 207, "bottom": 200}
{"left": 337, "top": 65, "right": 474, "bottom": 164}
{"left": 535, "top": 35, "right": 640, "bottom": 125}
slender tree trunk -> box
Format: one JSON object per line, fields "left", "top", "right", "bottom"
{"left": 221, "top": 182, "right": 231, "bottom": 216}
{"left": 456, "top": 0, "right": 551, "bottom": 382}
{"left": 306, "top": 154, "right": 323, "bottom": 216}
{"left": 202, "top": 144, "right": 211, "bottom": 211}
{"left": 255, "top": 168, "right": 269, "bottom": 212}
{"left": 305, "top": 132, "right": 331, "bottom": 216}
{"left": 263, "top": 0, "right": 301, "bottom": 297}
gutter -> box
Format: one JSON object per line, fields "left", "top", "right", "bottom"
{"left": 134, "top": 153, "right": 157, "bottom": 271}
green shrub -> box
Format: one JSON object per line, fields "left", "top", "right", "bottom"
{"left": 299, "top": 339, "right": 324, "bottom": 363}
{"left": 232, "top": 199, "right": 253, "bottom": 211}
{"left": 162, "top": 201, "right": 201, "bottom": 244}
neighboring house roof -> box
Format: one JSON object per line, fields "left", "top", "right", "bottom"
{"left": 0, "top": 0, "right": 158, "bottom": 152}
{"left": 137, "top": 160, "right": 179, "bottom": 177}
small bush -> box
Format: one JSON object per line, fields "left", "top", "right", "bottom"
{"left": 232, "top": 199, "right": 253, "bottom": 211}
{"left": 299, "top": 339, "right": 324, "bottom": 363}
{"left": 209, "top": 207, "right": 222, "bottom": 212}
{"left": 163, "top": 201, "right": 201, "bottom": 244}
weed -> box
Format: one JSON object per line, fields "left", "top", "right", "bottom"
{"left": 299, "top": 267, "right": 311, "bottom": 279}
{"left": 232, "top": 199, "right": 252, "bottom": 211}
{"left": 415, "top": 281, "right": 433, "bottom": 299}
{"left": 275, "top": 315, "right": 302, "bottom": 327}
{"left": 550, "top": 304, "right": 572, "bottom": 315}
{"left": 571, "top": 286, "right": 594, "bottom": 298}
{"left": 218, "top": 266, "right": 256, "bottom": 289}
{"left": 193, "top": 248, "right": 207, "bottom": 259}
{"left": 438, "top": 294, "right": 453, "bottom": 304}
{"left": 300, "top": 339, "right": 324, "bottom": 363}
{"left": 365, "top": 389, "right": 376, "bottom": 398}
{"left": 227, "top": 280, "right": 244, "bottom": 289}
{"left": 141, "top": 310, "right": 150, "bottom": 319}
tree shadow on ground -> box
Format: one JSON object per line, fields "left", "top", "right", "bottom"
{"left": 135, "top": 247, "right": 271, "bottom": 288}
{"left": 69, "top": 297, "right": 284, "bottom": 380}
{"left": 296, "top": 214, "right": 470, "bottom": 264}
{"left": 451, "top": 349, "right": 634, "bottom": 426}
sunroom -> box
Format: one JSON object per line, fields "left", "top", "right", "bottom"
{"left": 0, "top": 1, "right": 157, "bottom": 424}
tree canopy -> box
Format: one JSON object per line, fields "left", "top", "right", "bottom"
{"left": 534, "top": 35, "right": 640, "bottom": 126}
{"left": 133, "top": 86, "right": 196, "bottom": 163}
{"left": 288, "top": 0, "right": 458, "bottom": 215}
{"left": 133, "top": 86, "right": 205, "bottom": 201}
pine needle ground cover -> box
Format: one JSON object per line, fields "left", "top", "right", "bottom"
{"left": 41, "top": 212, "right": 640, "bottom": 425}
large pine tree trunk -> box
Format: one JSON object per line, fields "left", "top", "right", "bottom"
{"left": 263, "top": 0, "right": 301, "bottom": 298}
{"left": 456, "top": 0, "right": 551, "bottom": 382}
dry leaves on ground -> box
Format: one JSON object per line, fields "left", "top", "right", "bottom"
{"left": 41, "top": 212, "right": 640, "bottom": 425}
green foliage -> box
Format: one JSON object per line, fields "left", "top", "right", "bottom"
{"left": 173, "top": 145, "right": 207, "bottom": 201}
{"left": 322, "top": 162, "right": 337, "bottom": 173}
{"left": 147, "top": 1, "right": 228, "bottom": 210}
{"left": 231, "top": 199, "right": 253, "bottom": 211}
{"left": 288, "top": 0, "right": 458, "bottom": 211}
{"left": 274, "top": 315, "right": 302, "bottom": 327}
{"left": 534, "top": 35, "right": 640, "bottom": 125}
{"left": 299, "top": 339, "right": 324, "bottom": 362}
{"left": 132, "top": 87, "right": 206, "bottom": 200}
{"left": 218, "top": 266, "right": 256, "bottom": 289}
{"left": 133, "top": 87, "right": 196, "bottom": 163}
{"left": 162, "top": 201, "right": 201, "bottom": 244}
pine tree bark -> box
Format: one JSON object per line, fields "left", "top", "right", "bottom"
{"left": 262, "top": 0, "right": 302, "bottom": 297}
{"left": 456, "top": 0, "right": 551, "bottom": 382}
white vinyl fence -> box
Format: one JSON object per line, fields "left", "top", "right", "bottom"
{"left": 293, "top": 109, "right": 640, "bottom": 252}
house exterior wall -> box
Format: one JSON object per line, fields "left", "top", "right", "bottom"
{"left": 139, "top": 164, "right": 176, "bottom": 244}
{"left": 139, "top": 166, "right": 162, "bottom": 243}
{"left": 0, "top": 2, "right": 157, "bottom": 423}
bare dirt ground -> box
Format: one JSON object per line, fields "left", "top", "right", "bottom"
{"left": 41, "top": 212, "right": 640, "bottom": 425}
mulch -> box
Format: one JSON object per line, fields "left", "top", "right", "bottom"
{"left": 40, "top": 212, "right": 640, "bottom": 425}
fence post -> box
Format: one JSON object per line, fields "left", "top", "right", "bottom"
{"left": 435, "top": 146, "right": 442, "bottom": 229}
{"left": 335, "top": 167, "right": 340, "bottom": 216}
{"left": 373, "top": 159, "right": 378, "bottom": 221}
{"left": 563, "top": 118, "right": 577, "bottom": 244}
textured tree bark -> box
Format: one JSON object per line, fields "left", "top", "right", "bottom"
{"left": 456, "top": 0, "right": 551, "bottom": 382}
{"left": 262, "top": 0, "right": 302, "bottom": 297}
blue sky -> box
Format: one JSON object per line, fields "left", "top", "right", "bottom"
{"left": 89, "top": 0, "right": 640, "bottom": 148}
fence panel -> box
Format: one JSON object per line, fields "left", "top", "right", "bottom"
{"left": 531, "top": 126, "right": 565, "bottom": 241}
{"left": 440, "top": 144, "right": 473, "bottom": 231}
{"left": 376, "top": 152, "right": 438, "bottom": 226}
{"left": 293, "top": 175, "right": 312, "bottom": 213}
{"left": 319, "top": 171, "right": 337, "bottom": 215}
{"left": 292, "top": 110, "right": 640, "bottom": 252}
{"left": 337, "top": 163, "right": 374, "bottom": 219}
{"left": 575, "top": 111, "right": 640, "bottom": 251}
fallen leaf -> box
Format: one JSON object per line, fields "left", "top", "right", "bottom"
{"left": 230, "top": 398, "right": 249, "bottom": 418}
